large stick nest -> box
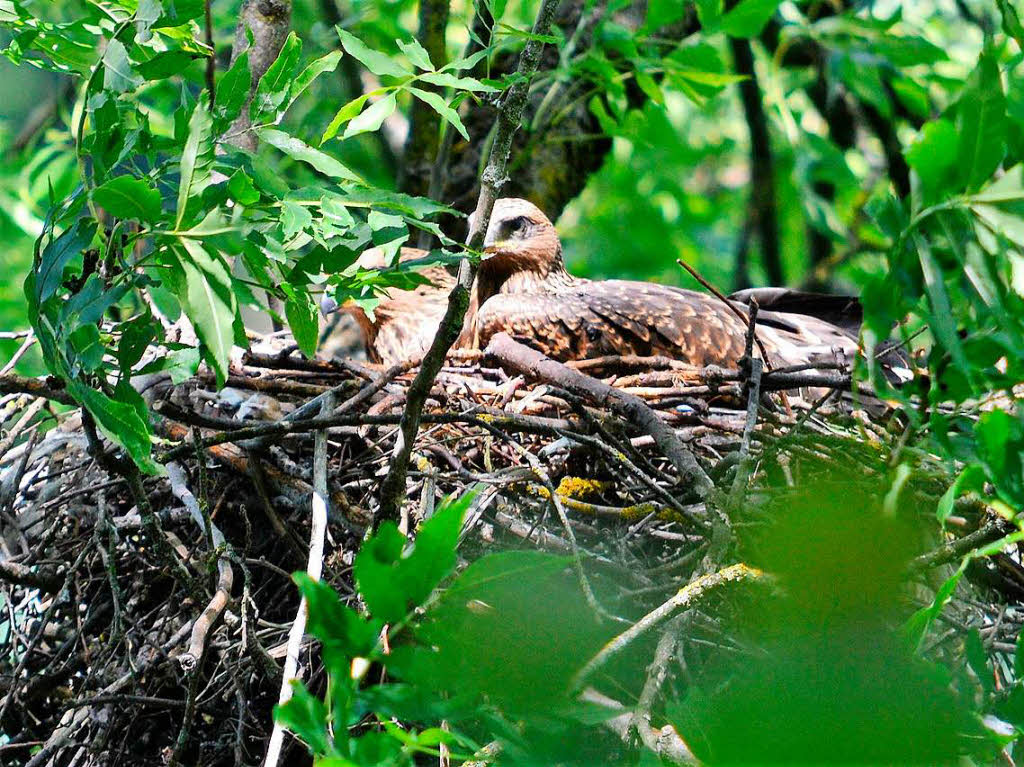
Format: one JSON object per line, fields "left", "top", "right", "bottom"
{"left": 0, "top": 333, "right": 1015, "bottom": 765}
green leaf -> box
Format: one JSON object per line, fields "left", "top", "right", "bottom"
{"left": 67, "top": 379, "right": 159, "bottom": 474}
{"left": 408, "top": 87, "right": 469, "bottom": 140}
{"left": 971, "top": 163, "right": 1024, "bottom": 204}
{"left": 354, "top": 491, "right": 474, "bottom": 622}
{"left": 250, "top": 31, "right": 302, "bottom": 121}
{"left": 281, "top": 200, "right": 313, "bottom": 239}
{"left": 1014, "top": 623, "right": 1024, "bottom": 679}
{"left": 257, "top": 128, "right": 362, "bottom": 182}
{"left": 397, "top": 38, "right": 433, "bottom": 71}
{"left": 93, "top": 176, "right": 162, "bottom": 223}
{"left": 417, "top": 71, "right": 497, "bottom": 92}
{"left": 166, "top": 239, "right": 236, "bottom": 386}
{"left": 227, "top": 168, "right": 260, "bottom": 206}
{"left": 998, "top": 0, "right": 1024, "bottom": 50}
{"left": 695, "top": 0, "right": 723, "bottom": 30}
{"left": 136, "top": 347, "right": 201, "bottom": 384}
{"left": 336, "top": 28, "right": 411, "bottom": 77}
{"left": 965, "top": 628, "right": 993, "bottom": 695}
{"left": 956, "top": 47, "right": 1007, "bottom": 192}
{"left": 721, "top": 0, "right": 780, "bottom": 37}
{"left": 293, "top": 573, "right": 382, "bottom": 657}
{"left": 343, "top": 93, "right": 398, "bottom": 139}
{"left": 283, "top": 285, "right": 318, "bottom": 357}
{"left": 274, "top": 681, "right": 331, "bottom": 754}
{"left": 916, "top": 236, "right": 972, "bottom": 387}
{"left": 59, "top": 273, "right": 129, "bottom": 328}
{"left": 116, "top": 315, "right": 157, "bottom": 372}
{"left": 215, "top": 50, "right": 251, "bottom": 125}
{"left": 135, "top": 50, "right": 197, "bottom": 81}
{"left": 32, "top": 220, "right": 97, "bottom": 307}
{"left": 442, "top": 48, "right": 490, "bottom": 72}
{"left": 175, "top": 99, "right": 214, "bottom": 229}
{"left": 285, "top": 50, "right": 343, "bottom": 114}
{"left": 103, "top": 39, "right": 142, "bottom": 93}
{"left": 68, "top": 323, "right": 104, "bottom": 372}
{"left": 321, "top": 93, "right": 372, "bottom": 143}
{"left": 905, "top": 118, "right": 960, "bottom": 202}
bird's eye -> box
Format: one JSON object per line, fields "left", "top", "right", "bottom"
{"left": 512, "top": 216, "right": 530, "bottom": 235}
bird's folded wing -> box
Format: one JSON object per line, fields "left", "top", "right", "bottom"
{"left": 476, "top": 282, "right": 750, "bottom": 366}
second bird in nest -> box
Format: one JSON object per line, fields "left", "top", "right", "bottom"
{"left": 325, "top": 198, "right": 874, "bottom": 370}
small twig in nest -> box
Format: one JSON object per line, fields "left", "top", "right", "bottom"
{"left": 264, "top": 392, "right": 333, "bottom": 767}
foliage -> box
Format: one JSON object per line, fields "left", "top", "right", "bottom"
{"left": 859, "top": 41, "right": 1024, "bottom": 519}
{"left": 2, "top": 0, "right": 1024, "bottom": 763}
{"left": 276, "top": 491, "right": 619, "bottom": 765}
{"left": 1, "top": 0, "right": 492, "bottom": 467}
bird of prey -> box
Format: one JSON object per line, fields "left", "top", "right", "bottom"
{"left": 320, "top": 247, "right": 453, "bottom": 365}
{"left": 464, "top": 198, "right": 872, "bottom": 370}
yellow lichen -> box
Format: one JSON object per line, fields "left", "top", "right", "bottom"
{"left": 554, "top": 476, "right": 608, "bottom": 500}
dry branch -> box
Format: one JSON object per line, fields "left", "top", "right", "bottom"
{"left": 485, "top": 333, "right": 714, "bottom": 499}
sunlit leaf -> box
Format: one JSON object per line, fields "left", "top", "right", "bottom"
{"left": 250, "top": 31, "right": 302, "bottom": 121}
{"left": 408, "top": 87, "right": 469, "bottom": 140}
{"left": 256, "top": 128, "right": 362, "bottom": 182}
{"left": 342, "top": 93, "right": 398, "bottom": 139}
{"left": 175, "top": 99, "right": 214, "bottom": 229}
{"left": 397, "top": 38, "right": 433, "bottom": 71}
{"left": 165, "top": 239, "right": 236, "bottom": 387}
{"left": 336, "top": 27, "right": 410, "bottom": 77}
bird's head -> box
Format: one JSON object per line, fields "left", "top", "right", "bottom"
{"left": 470, "top": 198, "right": 562, "bottom": 276}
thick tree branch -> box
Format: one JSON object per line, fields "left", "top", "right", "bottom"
{"left": 375, "top": 0, "right": 563, "bottom": 528}
{"left": 226, "top": 0, "right": 293, "bottom": 152}
{"left": 485, "top": 333, "right": 714, "bottom": 501}
{"left": 0, "top": 374, "right": 75, "bottom": 406}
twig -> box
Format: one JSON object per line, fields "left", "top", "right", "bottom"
{"left": 204, "top": 0, "right": 216, "bottom": 107}
{"left": 375, "top": 0, "right": 563, "bottom": 528}
{"left": 23, "top": 621, "right": 193, "bottom": 767}
{"left": 486, "top": 333, "right": 714, "bottom": 499}
{"left": 911, "top": 521, "right": 1009, "bottom": 573}
{"left": 729, "top": 301, "right": 764, "bottom": 506}
{"left": 167, "top": 462, "right": 234, "bottom": 669}
{"left": 0, "top": 537, "right": 95, "bottom": 726}
{"left": 1, "top": 331, "right": 36, "bottom": 376}
{"left": 0, "top": 397, "right": 47, "bottom": 460}
{"left": 264, "top": 392, "right": 333, "bottom": 767}
{"left": 570, "top": 563, "right": 761, "bottom": 690}
{"left": 0, "top": 559, "right": 63, "bottom": 593}
{"left": 676, "top": 259, "right": 774, "bottom": 371}
{"left": 626, "top": 617, "right": 698, "bottom": 765}
{"left": 0, "top": 374, "right": 75, "bottom": 406}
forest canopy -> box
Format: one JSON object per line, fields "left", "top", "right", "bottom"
{"left": 0, "top": 0, "right": 1023, "bottom": 764}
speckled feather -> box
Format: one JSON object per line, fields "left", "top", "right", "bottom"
{"left": 466, "top": 198, "right": 860, "bottom": 368}
{"left": 337, "top": 200, "right": 865, "bottom": 369}
{"left": 342, "top": 247, "right": 454, "bottom": 364}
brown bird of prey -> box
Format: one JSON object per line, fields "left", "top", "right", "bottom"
{"left": 464, "top": 198, "right": 868, "bottom": 369}
{"left": 320, "top": 247, "right": 453, "bottom": 364}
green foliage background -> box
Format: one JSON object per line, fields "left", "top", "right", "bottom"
{"left": 2, "top": 0, "right": 1024, "bottom": 762}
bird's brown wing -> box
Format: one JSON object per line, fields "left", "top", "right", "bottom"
{"left": 368, "top": 266, "right": 453, "bottom": 364}
{"left": 476, "top": 281, "right": 751, "bottom": 366}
